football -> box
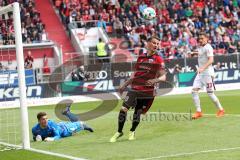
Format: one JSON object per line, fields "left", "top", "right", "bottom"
{"left": 142, "top": 7, "right": 156, "bottom": 20}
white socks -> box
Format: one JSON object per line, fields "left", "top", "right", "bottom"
{"left": 192, "top": 90, "right": 224, "bottom": 112}
{"left": 192, "top": 91, "right": 201, "bottom": 112}
{"left": 207, "top": 92, "right": 224, "bottom": 111}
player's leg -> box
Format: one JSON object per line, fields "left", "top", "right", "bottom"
{"left": 62, "top": 104, "right": 79, "bottom": 122}
{"left": 129, "top": 97, "right": 154, "bottom": 140}
{"left": 205, "top": 76, "right": 224, "bottom": 117}
{"left": 192, "top": 75, "right": 203, "bottom": 119}
{"left": 60, "top": 121, "right": 93, "bottom": 138}
{"left": 71, "top": 121, "right": 93, "bottom": 133}
{"left": 109, "top": 106, "right": 128, "bottom": 142}
{"left": 110, "top": 91, "right": 136, "bottom": 142}
{"left": 62, "top": 105, "right": 94, "bottom": 132}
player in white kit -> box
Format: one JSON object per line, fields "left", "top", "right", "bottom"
{"left": 191, "top": 32, "right": 225, "bottom": 119}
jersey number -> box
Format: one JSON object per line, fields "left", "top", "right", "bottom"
{"left": 207, "top": 83, "right": 213, "bottom": 89}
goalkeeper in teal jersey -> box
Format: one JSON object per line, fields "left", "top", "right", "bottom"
{"left": 32, "top": 106, "right": 93, "bottom": 142}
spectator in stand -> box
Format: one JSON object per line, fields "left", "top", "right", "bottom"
{"left": 216, "top": 24, "right": 226, "bottom": 36}
{"left": 0, "top": 62, "right": 9, "bottom": 71}
{"left": 113, "top": 17, "right": 123, "bottom": 37}
{"left": 0, "top": 0, "right": 47, "bottom": 45}
{"left": 214, "top": 62, "right": 224, "bottom": 70}
{"left": 0, "top": 62, "right": 3, "bottom": 71}
{"left": 71, "top": 70, "right": 79, "bottom": 81}
{"left": 228, "top": 37, "right": 237, "bottom": 53}
{"left": 189, "top": 34, "right": 198, "bottom": 49}
{"left": 97, "top": 16, "right": 107, "bottom": 31}
{"left": 25, "top": 51, "right": 34, "bottom": 69}
{"left": 77, "top": 65, "right": 85, "bottom": 82}
{"left": 237, "top": 41, "right": 240, "bottom": 52}
{"left": 123, "top": 20, "right": 133, "bottom": 38}
{"left": 129, "top": 29, "right": 140, "bottom": 48}
{"left": 53, "top": 0, "right": 240, "bottom": 59}
{"left": 43, "top": 54, "right": 50, "bottom": 74}
{"left": 41, "top": 29, "right": 48, "bottom": 41}
{"left": 139, "top": 1, "right": 147, "bottom": 15}
{"left": 101, "top": 9, "right": 109, "bottom": 22}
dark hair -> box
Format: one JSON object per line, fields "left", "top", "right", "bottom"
{"left": 199, "top": 32, "right": 209, "bottom": 38}
{"left": 37, "top": 112, "right": 47, "bottom": 120}
{"left": 99, "top": 38, "right": 102, "bottom": 42}
{"left": 147, "top": 36, "right": 160, "bottom": 42}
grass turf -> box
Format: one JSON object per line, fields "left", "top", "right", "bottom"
{"left": 0, "top": 90, "right": 240, "bottom": 160}
{"left": 1, "top": 149, "right": 69, "bottom": 160}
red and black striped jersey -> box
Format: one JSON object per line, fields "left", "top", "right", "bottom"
{"left": 131, "top": 51, "right": 164, "bottom": 95}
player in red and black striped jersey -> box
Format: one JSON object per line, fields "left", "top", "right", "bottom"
{"left": 110, "top": 37, "right": 166, "bottom": 142}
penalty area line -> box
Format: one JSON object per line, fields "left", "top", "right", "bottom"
{"left": 136, "top": 146, "right": 240, "bottom": 160}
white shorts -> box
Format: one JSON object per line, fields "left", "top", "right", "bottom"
{"left": 193, "top": 74, "right": 215, "bottom": 92}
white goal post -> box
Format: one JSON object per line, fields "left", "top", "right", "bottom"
{"left": 0, "top": 2, "right": 30, "bottom": 149}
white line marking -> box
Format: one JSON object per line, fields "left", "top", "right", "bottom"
{"left": 29, "top": 148, "right": 86, "bottom": 160}
{"left": 0, "top": 141, "right": 21, "bottom": 149}
{"left": 0, "top": 142, "right": 86, "bottom": 160}
{"left": 136, "top": 146, "right": 240, "bottom": 160}
{"left": 146, "top": 112, "right": 240, "bottom": 117}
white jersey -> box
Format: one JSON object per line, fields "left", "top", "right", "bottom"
{"left": 197, "top": 43, "right": 214, "bottom": 76}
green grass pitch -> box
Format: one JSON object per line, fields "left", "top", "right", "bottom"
{"left": 0, "top": 90, "right": 240, "bottom": 160}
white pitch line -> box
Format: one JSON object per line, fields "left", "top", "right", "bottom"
{"left": 136, "top": 146, "right": 240, "bottom": 160}
{"left": 0, "top": 142, "right": 86, "bottom": 160}
{"left": 146, "top": 111, "right": 240, "bottom": 117}
{"left": 0, "top": 141, "right": 21, "bottom": 149}
{"left": 28, "top": 148, "right": 86, "bottom": 160}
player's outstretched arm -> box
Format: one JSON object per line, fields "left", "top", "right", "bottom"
{"left": 32, "top": 125, "right": 43, "bottom": 142}
{"left": 32, "top": 127, "right": 37, "bottom": 141}
{"left": 44, "top": 121, "right": 61, "bottom": 142}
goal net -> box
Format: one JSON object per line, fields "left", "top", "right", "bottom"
{"left": 0, "top": 2, "right": 30, "bottom": 151}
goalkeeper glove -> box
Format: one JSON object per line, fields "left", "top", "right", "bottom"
{"left": 36, "top": 135, "right": 42, "bottom": 142}
{"left": 44, "top": 137, "right": 54, "bottom": 142}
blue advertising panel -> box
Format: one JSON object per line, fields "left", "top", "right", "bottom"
{"left": 0, "top": 69, "right": 35, "bottom": 87}
{"left": 178, "top": 69, "right": 240, "bottom": 87}
{"left": 0, "top": 85, "right": 43, "bottom": 102}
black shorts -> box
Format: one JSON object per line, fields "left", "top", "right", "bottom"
{"left": 122, "top": 91, "right": 154, "bottom": 113}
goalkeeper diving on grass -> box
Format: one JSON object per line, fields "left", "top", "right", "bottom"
{"left": 32, "top": 105, "right": 93, "bottom": 142}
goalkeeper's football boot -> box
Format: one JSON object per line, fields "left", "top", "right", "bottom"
{"left": 128, "top": 131, "right": 136, "bottom": 141}
{"left": 192, "top": 111, "right": 203, "bottom": 119}
{"left": 82, "top": 123, "right": 94, "bottom": 132}
{"left": 62, "top": 104, "right": 71, "bottom": 115}
{"left": 110, "top": 132, "right": 123, "bottom": 143}
{"left": 216, "top": 109, "right": 225, "bottom": 118}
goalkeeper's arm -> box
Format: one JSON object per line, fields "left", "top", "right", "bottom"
{"left": 45, "top": 121, "right": 62, "bottom": 141}
{"left": 32, "top": 127, "right": 38, "bottom": 141}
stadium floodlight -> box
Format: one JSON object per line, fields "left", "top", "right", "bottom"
{"left": 0, "top": 2, "right": 30, "bottom": 149}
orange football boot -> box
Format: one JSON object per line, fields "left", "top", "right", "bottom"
{"left": 192, "top": 111, "right": 203, "bottom": 119}
{"left": 216, "top": 109, "right": 225, "bottom": 118}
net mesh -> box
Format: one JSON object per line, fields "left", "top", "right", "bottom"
{"left": 0, "top": 4, "right": 23, "bottom": 150}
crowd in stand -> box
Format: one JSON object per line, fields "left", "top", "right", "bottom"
{"left": 0, "top": 0, "right": 48, "bottom": 45}
{"left": 54, "top": 0, "right": 240, "bottom": 59}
